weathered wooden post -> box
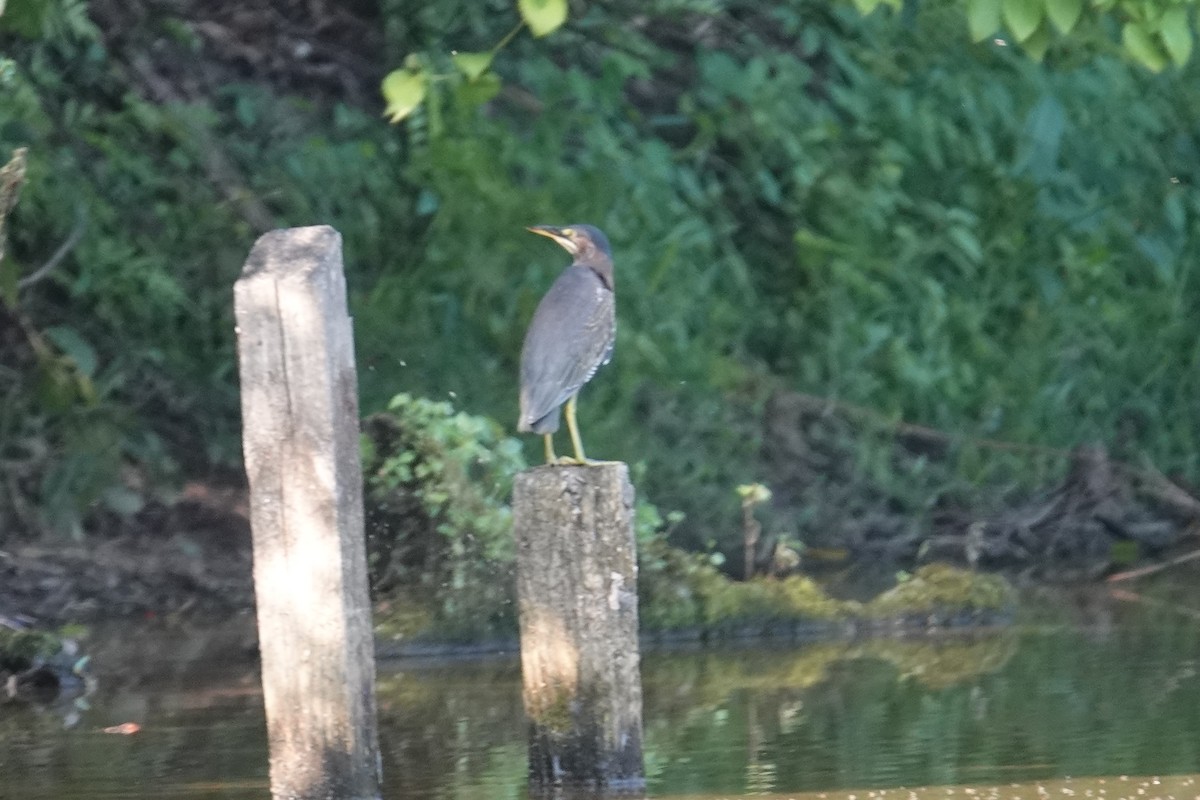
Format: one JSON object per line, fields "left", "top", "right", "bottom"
{"left": 513, "top": 463, "right": 645, "bottom": 794}
{"left": 234, "top": 225, "right": 381, "bottom": 800}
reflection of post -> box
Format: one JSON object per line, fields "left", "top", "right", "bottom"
{"left": 513, "top": 463, "right": 645, "bottom": 793}
{"left": 234, "top": 226, "right": 381, "bottom": 800}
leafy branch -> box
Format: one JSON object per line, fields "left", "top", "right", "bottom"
{"left": 855, "top": 0, "right": 1196, "bottom": 69}
{"left": 381, "top": 0, "right": 568, "bottom": 123}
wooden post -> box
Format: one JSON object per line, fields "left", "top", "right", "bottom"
{"left": 234, "top": 225, "right": 381, "bottom": 800}
{"left": 513, "top": 463, "right": 645, "bottom": 793}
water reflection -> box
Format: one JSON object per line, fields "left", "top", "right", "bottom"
{"left": 2, "top": 605, "right": 1200, "bottom": 800}
{"left": 640, "top": 635, "right": 1019, "bottom": 796}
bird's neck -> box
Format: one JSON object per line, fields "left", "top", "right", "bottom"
{"left": 581, "top": 257, "right": 614, "bottom": 291}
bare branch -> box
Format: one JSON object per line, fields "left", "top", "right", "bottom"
{"left": 18, "top": 203, "right": 88, "bottom": 291}
{"left": 1106, "top": 531, "right": 1200, "bottom": 582}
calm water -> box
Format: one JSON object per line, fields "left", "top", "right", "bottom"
{"left": 3, "top": 593, "right": 1200, "bottom": 800}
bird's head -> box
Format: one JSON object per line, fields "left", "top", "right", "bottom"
{"left": 527, "top": 224, "right": 612, "bottom": 265}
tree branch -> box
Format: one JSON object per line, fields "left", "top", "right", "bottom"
{"left": 18, "top": 203, "right": 87, "bottom": 291}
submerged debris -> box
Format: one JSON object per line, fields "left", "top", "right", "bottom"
{"left": 0, "top": 627, "right": 92, "bottom": 704}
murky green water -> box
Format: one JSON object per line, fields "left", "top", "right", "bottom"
{"left": 3, "top": 595, "right": 1200, "bottom": 800}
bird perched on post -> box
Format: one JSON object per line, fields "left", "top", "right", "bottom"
{"left": 518, "top": 224, "right": 615, "bottom": 465}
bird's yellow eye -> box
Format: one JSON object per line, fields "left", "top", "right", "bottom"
{"left": 561, "top": 228, "right": 575, "bottom": 237}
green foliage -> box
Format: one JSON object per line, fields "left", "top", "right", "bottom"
{"left": 853, "top": 0, "right": 1198, "bottom": 69}
{"left": 967, "top": 0, "right": 1004, "bottom": 40}
{"left": 381, "top": 65, "right": 427, "bottom": 124}
{"left": 1004, "top": 0, "right": 1044, "bottom": 43}
{"left": 362, "top": 393, "right": 525, "bottom": 639}
{"left": 363, "top": 394, "right": 694, "bottom": 640}
{"left": 638, "top": 536, "right": 731, "bottom": 631}
{"left": 0, "top": 627, "right": 64, "bottom": 672}
{"left": 366, "top": 393, "right": 524, "bottom": 560}
{"left": 682, "top": 9, "right": 1200, "bottom": 522}
{"left": 0, "top": 0, "right": 96, "bottom": 41}
{"left": 2, "top": 0, "right": 1198, "bottom": 574}
{"left": 381, "top": 0, "right": 565, "bottom": 123}
{"left": 1, "top": 105, "right": 154, "bottom": 538}
{"left": 0, "top": 52, "right": 240, "bottom": 535}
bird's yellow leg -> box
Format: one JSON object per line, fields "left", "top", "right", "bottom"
{"left": 565, "top": 394, "right": 587, "bottom": 464}
{"left": 542, "top": 433, "right": 557, "bottom": 465}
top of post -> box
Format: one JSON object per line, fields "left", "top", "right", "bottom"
{"left": 241, "top": 225, "right": 342, "bottom": 281}
{"left": 514, "top": 461, "right": 634, "bottom": 509}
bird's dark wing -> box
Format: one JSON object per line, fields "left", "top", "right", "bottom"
{"left": 518, "top": 266, "right": 615, "bottom": 433}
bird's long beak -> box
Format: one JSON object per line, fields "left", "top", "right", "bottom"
{"left": 527, "top": 225, "right": 578, "bottom": 254}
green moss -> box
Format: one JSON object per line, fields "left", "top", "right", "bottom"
{"left": 640, "top": 538, "right": 859, "bottom": 636}
{"left": 374, "top": 553, "right": 1016, "bottom": 647}
{"left": 640, "top": 540, "right": 1014, "bottom": 639}
{"left": 865, "top": 564, "right": 1015, "bottom": 618}
{"left": 528, "top": 682, "right": 575, "bottom": 734}
{"left": 704, "top": 576, "right": 858, "bottom": 628}
{"left": 373, "top": 593, "right": 437, "bottom": 644}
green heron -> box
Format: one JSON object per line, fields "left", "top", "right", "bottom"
{"left": 518, "top": 224, "right": 615, "bottom": 464}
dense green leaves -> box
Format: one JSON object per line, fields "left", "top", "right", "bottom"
{"left": 363, "top": 394, "right": 524, "bottom": 636}
{"left": 853, "top": 0, "right": 1200, "bottom": 66}
{"left": 0, "top": 0, "right": 95, "bottom": 40}
{"left": 381, "top": 1, "right": 568, "bottom": 124}
{"left": 3, "top": 0, "right": 1200, "bottom": 556}
{"left": 0, "top": 0, "right": 41, "bottom": 36}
